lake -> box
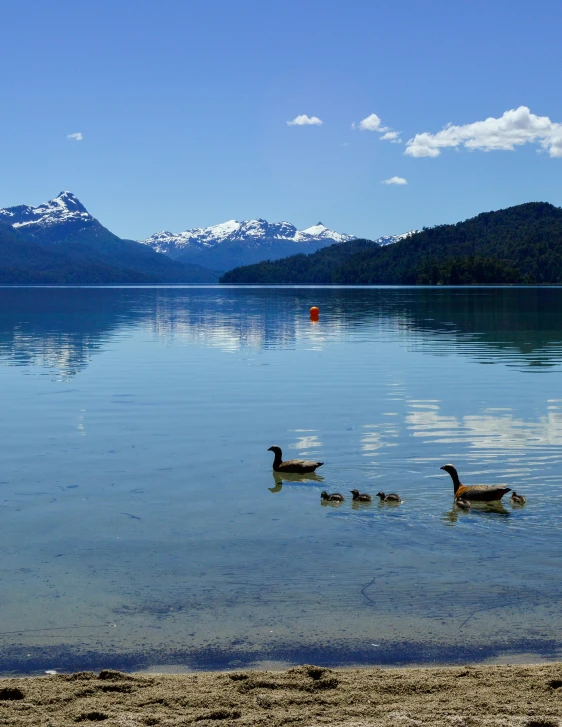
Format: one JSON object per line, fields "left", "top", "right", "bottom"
{"left": 1, "top": 286, "right": 562, "bottom": 674}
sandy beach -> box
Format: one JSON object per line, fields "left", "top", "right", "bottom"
{"left": 1, "top": 662, "right": 562, "bottom": 726}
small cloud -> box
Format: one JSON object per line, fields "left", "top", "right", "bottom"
{"left": 67, "top": 132, "right": 83, "bottom": 141}
{"left": 381, "top": 176, "right": 408, "bottom": 185}
{"left": 354, "top": 114, "right": 402, "bottom": 143}
{"left": 287, "top": 115, "right": 323, "bottom": 126}
{"left": 357, "top": 113, "right": 383, "bottom": 132}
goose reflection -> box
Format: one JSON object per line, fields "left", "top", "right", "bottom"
{"left": 321, "top": 498, "right": 344, "bottom": 508}
{"left": 442, "top": 500, "right": 510, "bottom": 525}
{"left": 268, "top": 469, "right": 325, "bottom": 493}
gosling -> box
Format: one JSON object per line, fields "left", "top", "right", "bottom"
{"left": 350, "top": 489, "right": 372, "bottom": 502}
{"left": 455, "top": 497, "right": 471, "bottom": 511}
{"left": 376, "top": 491, "right": 401, "bottom": 503}
{"left": 321, "top": 491, "right": 345, "bottom": 502}
{"left": 510, "top": 492, "right": 527, "bottom": 505}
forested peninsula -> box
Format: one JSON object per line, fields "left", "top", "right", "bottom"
{"left": 220, "top": 202, "right": 562, "bottom": 285}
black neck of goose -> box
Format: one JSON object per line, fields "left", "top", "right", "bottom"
{"left": 449, "top": 469, "right": 462, "bottom": 493}
{"left": 272, "top": 451, "right": 283, "bottom": 467}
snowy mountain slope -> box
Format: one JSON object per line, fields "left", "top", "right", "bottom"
{"left": 0, "top": 191, "right": 90, "bottom": 230}
{"left": 0, "top": 191, "right": 105, "bottom": 246}
{"left": 0, "top": 192, "right": 220, "bottom": 282}
{"left": 140, "top": 219, "right": 354, "bottom": 253}
{"left": 139, "top": 219, "right": 357, "bottom": 270}
{"left": 376, "top": 230, "right": 419, "bottom": 246}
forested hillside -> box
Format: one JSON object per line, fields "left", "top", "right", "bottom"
{"left": 221, "top": 203, "right": 562, "bottom": 285}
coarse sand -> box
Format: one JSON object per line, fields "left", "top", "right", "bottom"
{"left": 1, "top": 662, "right": 562, "bottom": 726}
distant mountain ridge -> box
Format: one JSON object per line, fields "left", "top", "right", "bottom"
{"left": 0, "top": 190, "right": 418, "bottom": 283}
{"left": 139, "top": 218, "right": 358, "bottom": 271}
{"left": 141, "top": 219, "right": 354, "bottom": 251}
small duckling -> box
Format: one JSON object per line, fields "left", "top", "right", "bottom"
{"left": 376, "top": 491, "right": 401, "bottom": 503}
{"left": 510, "top": 492, "right": 527, "bottom": 505}
{"left": 321, "top": 491, "right": 345, "bottom": 502}
{"left": 455, "top": 497, "right": 471, "bottom": 511}
{"left": 350, "top": 489, "right": 372, "bottom": 502}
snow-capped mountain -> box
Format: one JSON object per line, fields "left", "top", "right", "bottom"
{"left": 139, "top": 219, "right": 357, "bottom": 270}
{"left": 0, "top": 192, "right": 220, "bottom": 282}
{"left": 0, "top": 191, "right": 91, "bottom": 232}
{"left": 141, "top": 219, "right": 354, "bottom": 254}
{"left": 0, "top": 191, "right": 414, "bottom": 276}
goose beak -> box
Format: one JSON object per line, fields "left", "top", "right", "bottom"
{"left": 440, "top": 466, "right": 446, "bottom": 470}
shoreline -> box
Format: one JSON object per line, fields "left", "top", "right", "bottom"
{"left": 2, "top": 640, "right": 562, "bottom": 678}
{"left": 1, "top": 662, "right": 562, "bottom": 725}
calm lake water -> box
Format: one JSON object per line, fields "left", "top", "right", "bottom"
{"left": 1, "top": 286, "right": 562, "bottom": 674}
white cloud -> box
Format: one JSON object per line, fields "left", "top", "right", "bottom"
{"left": 405, "top": 106, "right": 562, "bottom": 158}
{"left": 381, "top": 176, "right": 408, "bottom": 185}
{"left": 353, "top": 113, "right": 402, "bottom": 143}
{"left": 287, "top": 115, "right": 323, "bottom": 126}
{"left": 67, "top": 132, "right": 83, "bottom": 141}
{"left": 356, "top": 113, "right": 383, "bottom": 132}
{"left": 380, "top": 131, "right": 402, "bottom": 143}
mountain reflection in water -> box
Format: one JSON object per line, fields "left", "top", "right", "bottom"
{"left": 1, "top": 287, "right": 562, "bottom": 378}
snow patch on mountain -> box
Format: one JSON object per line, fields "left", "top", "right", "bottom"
{"left": 139, "top": 218, "right": 356, "bottom": 254}
{"left": 375, "top": 230, "right": 419, "bottom": 246}
{"left": 0, "top": 191, "right": 92, "bottom": 231}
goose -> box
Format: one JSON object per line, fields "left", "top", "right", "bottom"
{"left": 440, "top": 464, "right": 511, "bottom": 502}
{"left": 376, "top": 491, "right": 401, "bottom": 503}
{"left": 455, "top": 497, "right": 471, "bottom": 510}
{"left": 510, "top": 492, "right": 527, "bottom": 505}
{"left": 268, "top": 446, "right": 323, "bottom": 474}
{"left": 350, "top": 489, "right": 372, "bottom": 502}
{"left": 321, "top": 491, "right": 345, "bottom": 502}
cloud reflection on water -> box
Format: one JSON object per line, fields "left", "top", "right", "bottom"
{"left": 406, "top": 400, "right": 562, "bottom": 449}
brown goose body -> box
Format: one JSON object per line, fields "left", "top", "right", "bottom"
{"left": 321, "top": 491, "right": 345, "bottom": 502}
{"left": 376, "top": 491, "right": 401, "bottom": 503}
{"left": 350, "top": 489, "right": 372, "bottom": 502}
{"left": 268, "top": 446, "right": 323, "bottom": 474}
{"left": 441, "top": 464, "right": 511, "bottom": 502}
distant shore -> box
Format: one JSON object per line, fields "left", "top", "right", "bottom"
{"left": 2, "top": 662, "right": 562, "bottom": 726}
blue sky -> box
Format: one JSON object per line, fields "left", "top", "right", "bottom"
{"left": 2, "top": 0, "right": 561, "bottom": 240}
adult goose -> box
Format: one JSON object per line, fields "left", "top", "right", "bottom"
{"left": 350, "top": 489, "right": 372, "bottom": 502}
{"left": 440, "top": 464, "right": 511, "bottom": 502}
{"left": 321, "top": 491, "right": 345, "bottom": 502}
{"left": 268, "top": 446, "right": 323, "bottom": 474}
{"left": 376, "top": 491, "right": 401, "bottom": 503}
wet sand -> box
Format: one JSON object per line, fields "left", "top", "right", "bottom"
{"left": 1, "top": 662, "right": 562, "bottom": 726}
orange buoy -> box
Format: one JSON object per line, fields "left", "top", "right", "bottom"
{"left": 310, "top": 306, "right": 320, "bottom": 321}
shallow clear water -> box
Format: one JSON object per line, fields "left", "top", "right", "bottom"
{"left": 1, "top": 286, "right": 562, "bottom": 673}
